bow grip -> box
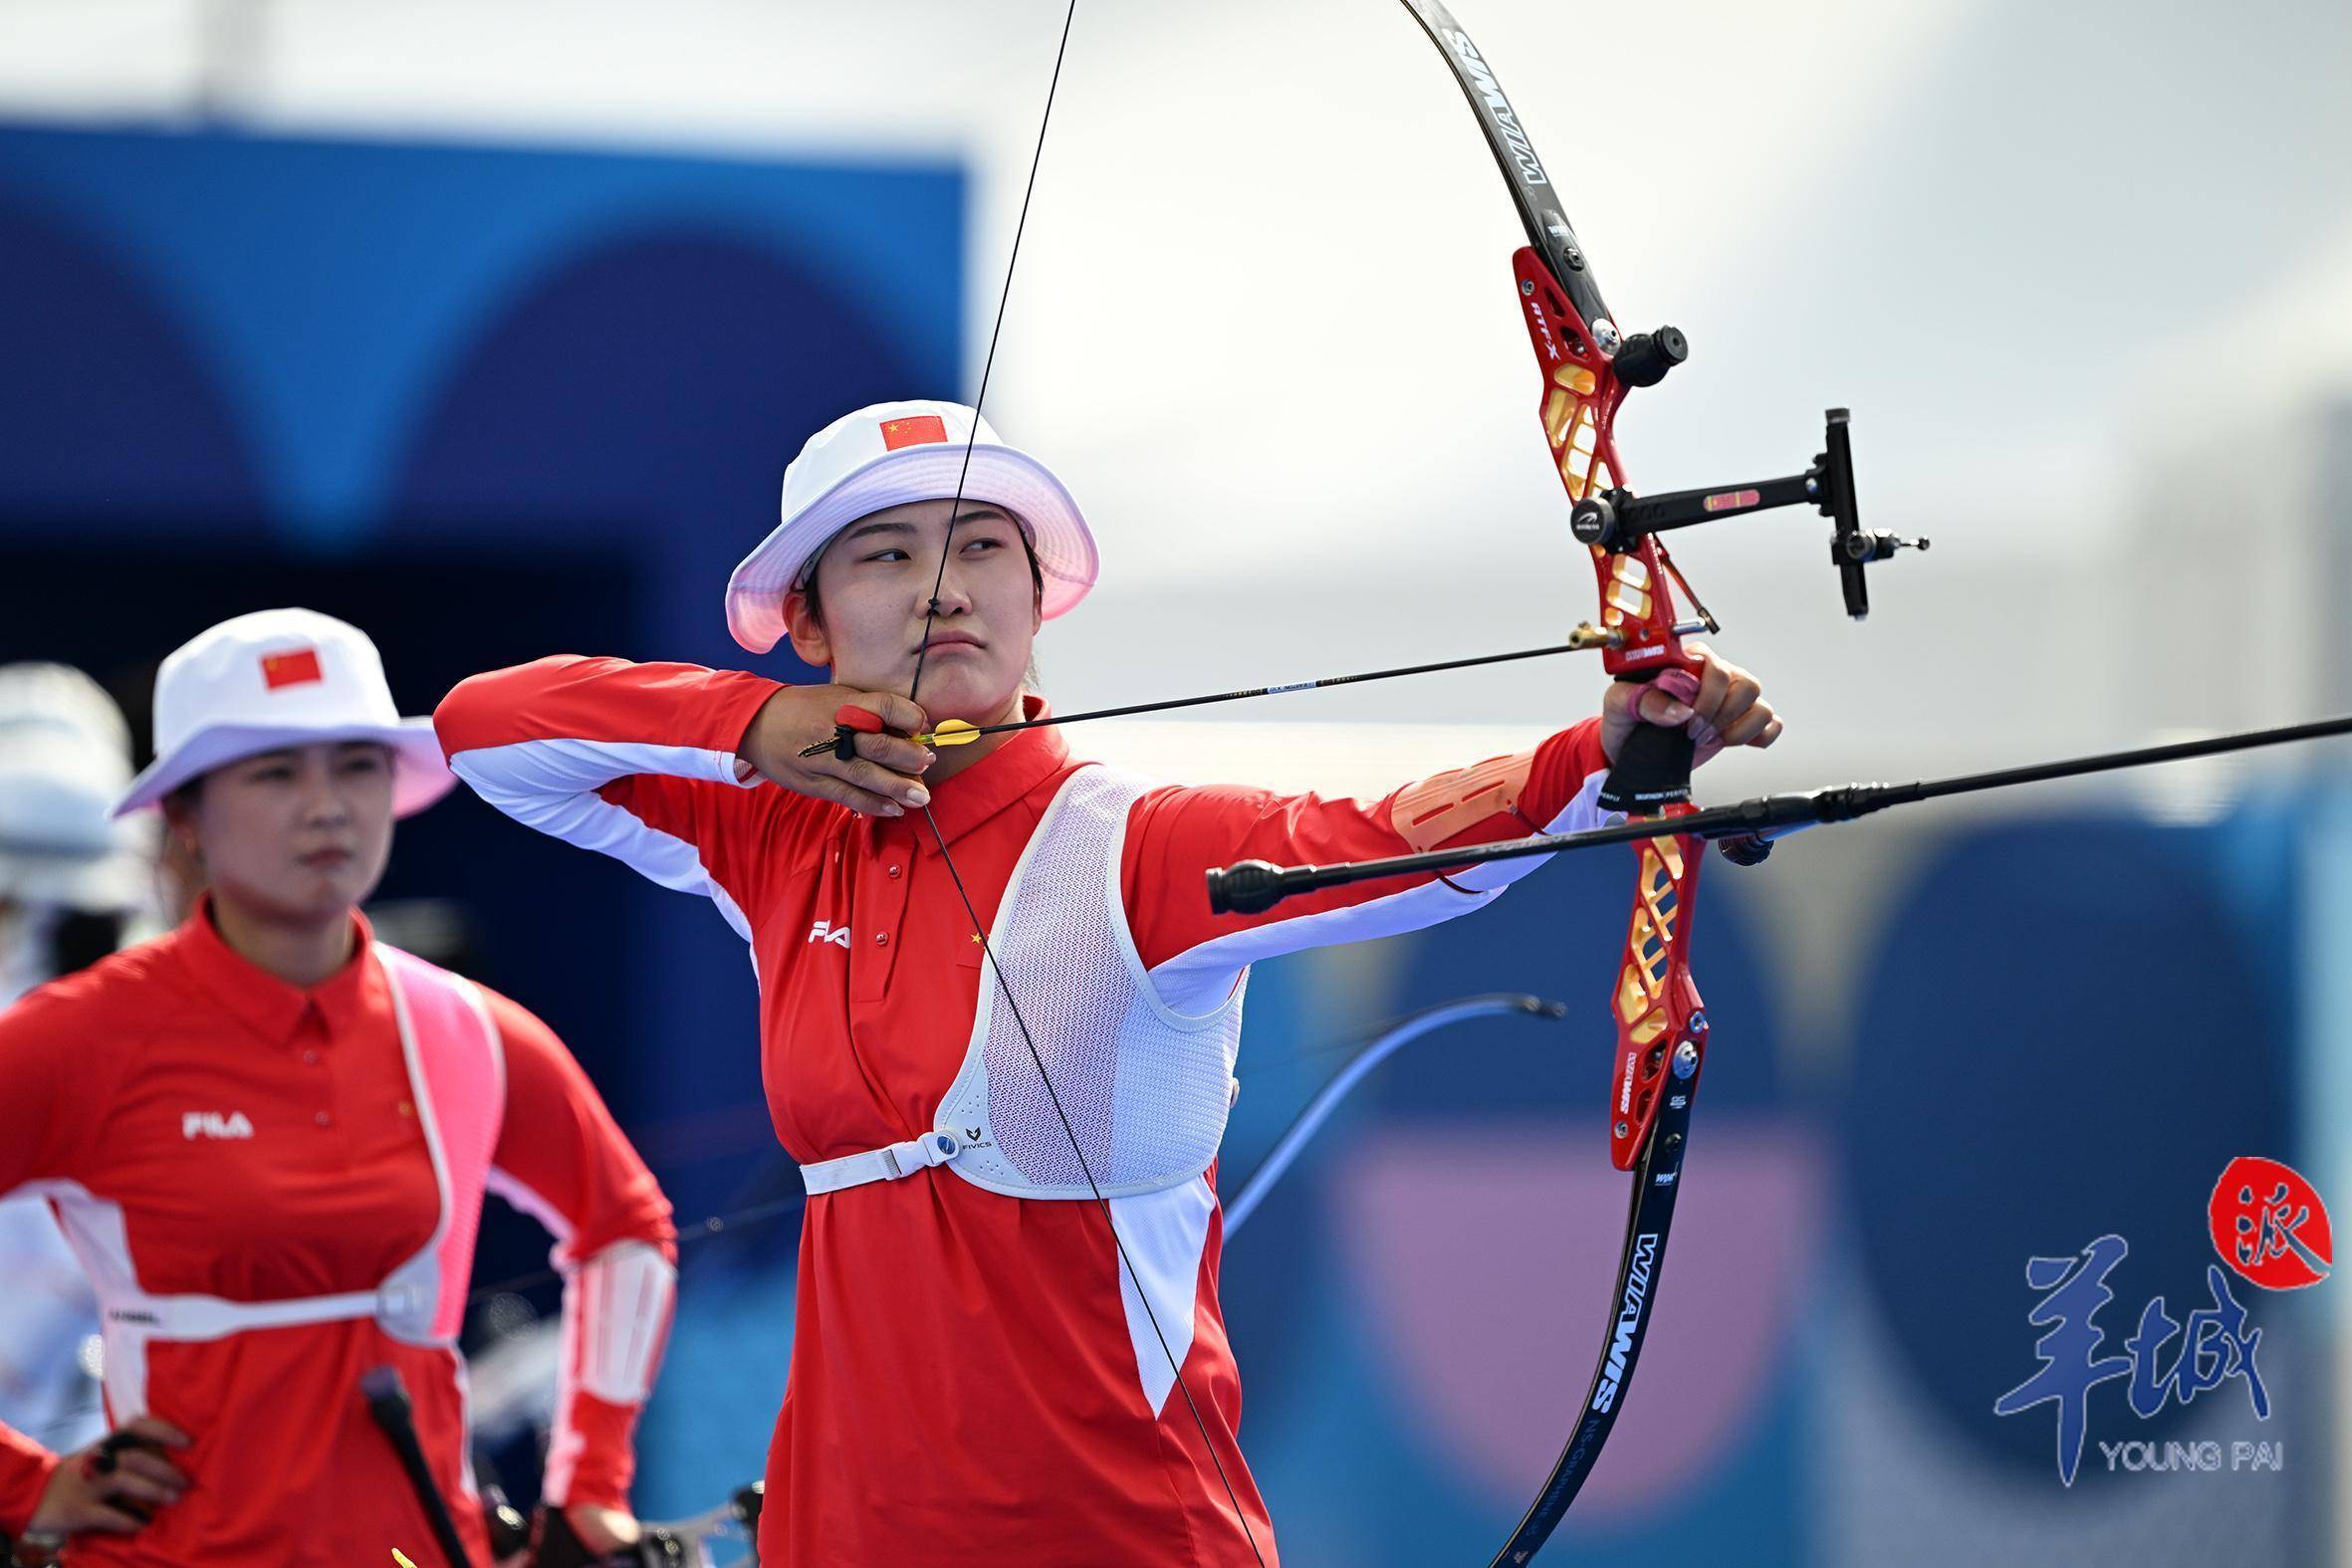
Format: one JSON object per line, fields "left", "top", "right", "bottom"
{"left": 1596, "top": 719, "right": 1694, "bottom": 816}
{"left": 1596, "top": 674, "right": 1696, "bottom": 817}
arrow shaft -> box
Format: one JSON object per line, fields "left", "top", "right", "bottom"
{"left": 959, "top": 635, "right": 1613, "bottom": 740}
{"left": 805, "top": 636, "right": 1613, "bottom": 760}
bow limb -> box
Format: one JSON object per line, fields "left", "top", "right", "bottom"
{"left": 1403, "top": 3, "right": 1716, "bottom": 1558}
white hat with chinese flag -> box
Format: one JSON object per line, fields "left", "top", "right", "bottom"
{"left": 113, "top": 608, "right": 456, "bottom": 819}
{"left": 724, "top": 398, "right": 1099, "bottom": 655}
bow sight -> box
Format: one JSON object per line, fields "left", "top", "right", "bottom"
{"left": 1564, "top": 406, "right": 1929, "bottom": 622}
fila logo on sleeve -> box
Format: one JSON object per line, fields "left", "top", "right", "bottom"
{"left": 808, "top": 921, "right": 852, "bottom": 948}
{"left": 184, "top": 1110, "right": 256, "bottom": 1140}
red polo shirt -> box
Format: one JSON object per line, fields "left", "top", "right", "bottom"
{"left": 0, "top": 899, "right": 674, "bottom": 1564}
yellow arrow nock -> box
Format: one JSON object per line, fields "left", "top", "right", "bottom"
{"left": 916, "top": 719, "right": 983, "bottom": 748}
{"left": 392, "top": 1552, "right": 419, "bottom": 1567}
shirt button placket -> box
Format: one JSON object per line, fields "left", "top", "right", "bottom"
{"left": 300, "top": 1006, "right": 335, "bottom": 1130}
{"left": 850, "top": 828, "right": 911, "bottom": 1003}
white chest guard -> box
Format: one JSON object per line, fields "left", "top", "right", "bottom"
{"left": 37, "top": 944, "right": 504, "bottom": 1421}
{"left": 802, "top": 765, "right": 1244, "bottom": 1202}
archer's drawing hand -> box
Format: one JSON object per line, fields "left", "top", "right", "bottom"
{"left": 737, "top": 685, "right": 935, "bottom": 816}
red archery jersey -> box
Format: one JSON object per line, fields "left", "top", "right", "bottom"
{"left": 0, "top": 900, "right": 676, "bottom": 1565}
{"left": 435, "top": 656, "right": 1611, "bottom": 1568}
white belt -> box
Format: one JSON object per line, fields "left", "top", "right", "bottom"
{"left": 106, "top": 1281, "right": 427, "bottom": 1342}
{"left": 801, "top": 1130, "right": 969, "bottom": 1197}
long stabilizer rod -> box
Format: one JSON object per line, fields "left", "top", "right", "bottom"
{"left": 1209, "top": 714, "right": 2352, "bottom": 915}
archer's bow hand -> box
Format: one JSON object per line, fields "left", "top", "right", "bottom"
{"left": 737, "top": 687, "right": 934, "bottom": 817}
{"left": 1599, "top": 643, "right": 1782, "bottom": 772}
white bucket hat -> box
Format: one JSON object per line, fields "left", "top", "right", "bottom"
{"left": 724, "top": 398, "right": 1099, "bottom": 655}
{"left": 113, "top": 608, "right": 456, "bottom": 819}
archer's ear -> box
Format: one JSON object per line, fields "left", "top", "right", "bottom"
{"left": 781, "top": 586, "right": 831, "bottom": 667}
{"left": 158, "top": 791, "right": 204, "bottom": 861}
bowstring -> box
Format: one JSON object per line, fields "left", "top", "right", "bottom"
{"left": 897, "top": 4, "right": 1268, "bottom": 1561}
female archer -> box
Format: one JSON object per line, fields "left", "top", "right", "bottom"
{"left": 433, "top": 398, "right": 1779, "bottom": 1566}
{"left": 0, "top": 610, "right": 675, "bottom": 1566}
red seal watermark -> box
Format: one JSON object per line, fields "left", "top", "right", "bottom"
{"left": 2209, "top": 1156, "right": 2332, "bottom": 1291}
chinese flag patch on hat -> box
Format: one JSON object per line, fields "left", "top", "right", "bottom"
{"left": 879, "top": 414, "right": 948, "bottom": 451}
{"left": 260, "top": 647, "right": 324, "bottom": 690}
